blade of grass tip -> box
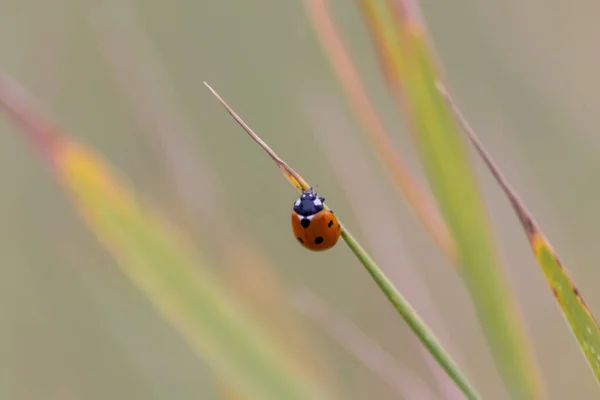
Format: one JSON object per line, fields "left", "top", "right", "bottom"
{"left": 203, "top": 82, "right": 309, "bottom": 193}
{"left": 303, "top": 0, "right": 455, "bottom": 261}
{"left": 437, "top": 81, "right": 600, "bottom": 386}
{"left": 205, "top": 83, "right": 481, "bottom": 400}
{"left": 0, "top": 74, "right": 335, "bottom": 400}
{"left": 292, "top": 288, "right": 442, "bottom": 400}
{"left": 357, "top": 2, "right": 546, "bottom": 398}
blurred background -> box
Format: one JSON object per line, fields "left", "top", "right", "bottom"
{"left": 1, "top": 1, "right": 600, "bottom": 399}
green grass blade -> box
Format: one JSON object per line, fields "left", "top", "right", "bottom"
{"left": 0, "top": 74, "right": 333, "bottom": 400}
{"left": 356, "top": 2, "right": 546, "bottom": 398}
{"left": 205, "top": 83, "right": 482, "bottom": 400}
{"left": 438, "top": 82, "right": 600, "bottom": 386}
{"left": 340, "top": 228, "right": 481, "bottom": 400}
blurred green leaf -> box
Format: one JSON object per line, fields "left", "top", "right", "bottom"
{"left": 356, "top": 1, "right": 546, "bottom": 398}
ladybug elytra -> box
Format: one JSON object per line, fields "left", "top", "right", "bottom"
{"left": 291, "top": 188, "right": 341, "bottom": 251}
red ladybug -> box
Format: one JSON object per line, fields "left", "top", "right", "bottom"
{"left": 291, "top": 188, "right": 341, "bottom": 251}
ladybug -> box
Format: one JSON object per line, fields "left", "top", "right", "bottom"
{"left": 291, "top": 188, "right": 341, "bottom": 251}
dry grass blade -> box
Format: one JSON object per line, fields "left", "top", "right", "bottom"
{"left": 437, "top": 81, "right": 600, "bottom": 386}
{"left": 204, "top": 82, "right": 309, "bottom": 192}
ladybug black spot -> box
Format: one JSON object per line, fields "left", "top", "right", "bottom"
{"left": 301, "top": 218, "right": 311, "bottom": 228}
{"left": 328, "top": 220, "right": 334, "bottom": 228}
{"left": 315, "top": 236, "right": 324, "bottom": 244}
{"left": 297, "top": 237, "right": 304, "bottom": 244}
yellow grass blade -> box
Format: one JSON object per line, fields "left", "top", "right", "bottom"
{"left": 0, "top": 74, "right": 333, "bottom": 400}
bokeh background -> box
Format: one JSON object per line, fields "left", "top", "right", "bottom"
{"left": 2, "top": 1, "right": 600, "bottom": 399}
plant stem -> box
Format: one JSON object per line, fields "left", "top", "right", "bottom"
{"left": 340, "top": 225, "right": 482, "bottom": 400}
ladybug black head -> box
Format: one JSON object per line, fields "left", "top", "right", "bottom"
{"left": 293, "top": 188, "right": 325, "bottom": 217}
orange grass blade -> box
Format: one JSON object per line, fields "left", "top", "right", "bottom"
{"left": 302, "top": 0, "right": 455, "bottom": 261}
{"left": 0, "top": 75, "right": 60, "bottom": 159}
{"left": 438, "top": 82, "right": 600, "bottom": 385}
